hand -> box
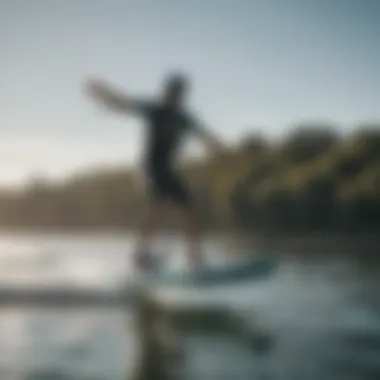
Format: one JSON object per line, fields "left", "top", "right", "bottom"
{"left": 211, "top": 141, "right": 229, "bottom": 159}
{"left": 201, "top": 132, "right": 228, "bottom": 157}
{"left": 84, "top": 77, "right": 111, "bottom": 99}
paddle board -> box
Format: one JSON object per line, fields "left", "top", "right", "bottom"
{"left": 133, "top": 255, "right": 277, "bottom": 288}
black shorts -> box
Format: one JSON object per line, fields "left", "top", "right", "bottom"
{"left": 147, "top": 167, "right": 192, "bottom": 207}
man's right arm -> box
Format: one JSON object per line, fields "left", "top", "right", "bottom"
{"left": 84, "top": 78, "right": 151, "bottom": 115}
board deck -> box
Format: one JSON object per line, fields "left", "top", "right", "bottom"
{"left": 134, "top": 255, "right": 277, "bottom": 287}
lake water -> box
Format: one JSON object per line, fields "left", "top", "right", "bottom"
{"left": 0, "top": 233, "right": 379, "bottom": 380}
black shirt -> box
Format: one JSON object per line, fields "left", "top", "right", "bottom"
{"left": 132, "top": 100, "right": 199, "bottom": 171}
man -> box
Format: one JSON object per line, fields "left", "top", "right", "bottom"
{"left": 84, "top": 72, "right": 224, "bottom": 270}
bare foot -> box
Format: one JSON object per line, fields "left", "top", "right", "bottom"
{"left": 134, "top": 250, "right": 156, "bottom": 272}
{"left": 190, "top": 252, "right": 204, "bottom": 270}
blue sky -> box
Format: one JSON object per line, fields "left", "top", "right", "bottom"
{"left": 1, "top": 0, "right": 379, "bottom": 185}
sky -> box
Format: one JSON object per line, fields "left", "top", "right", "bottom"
{"left": 1, "top": 0, "right": 379, "bottom": 186}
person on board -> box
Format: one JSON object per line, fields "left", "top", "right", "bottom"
{"left": 84, "top": 72, "right": 225, "bottom": 270}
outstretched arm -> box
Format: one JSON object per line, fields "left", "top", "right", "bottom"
{"left": 191, "top": 119, "right": 227, "bottom": 155}
{"left": 84, "top": 78, "right": 143, "bottom": 114}
{"left": 197, "top": 125, "right": 226, "bottom": 154}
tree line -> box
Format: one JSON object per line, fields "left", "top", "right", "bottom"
{"left": 0, "top": 123, "right": 379, "bottom": 233}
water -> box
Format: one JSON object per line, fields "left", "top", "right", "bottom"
{"left": 0, "top": 233, "right": 379, "bottom": 380}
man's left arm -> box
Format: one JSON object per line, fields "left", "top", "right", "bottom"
{"left": 188, "top": 115, "right": 226, "bottom": 154}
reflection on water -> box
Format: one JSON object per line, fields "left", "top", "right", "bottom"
{"left": 0, "top": 233, "right": 379, "bottom": 380}
{"left": 0, "top": 309, "right": 136, "bottom": 380}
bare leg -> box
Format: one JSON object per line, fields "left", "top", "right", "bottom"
{"left": 134, "top": 200, "right": 164, "bottom": 270}
{"left": 178, "top": 207, "right": 203, "bottom": 268}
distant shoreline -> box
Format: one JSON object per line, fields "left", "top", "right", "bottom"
{"left": 0, "top": 228, "right": 378, "bottom": 255}
{"left": 253, "top": 232, "right": 380, "bottom": 255}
